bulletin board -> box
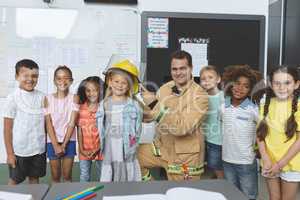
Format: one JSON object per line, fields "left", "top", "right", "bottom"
{"left": 141, "top": 11, "right": 266, "bottom": 89}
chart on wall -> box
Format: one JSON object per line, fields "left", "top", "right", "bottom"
{"left": 0, "top": 7, "right": 138, "bottom": 97}
{"left": 0, "top": 6, "right": 138, "bottom": 163}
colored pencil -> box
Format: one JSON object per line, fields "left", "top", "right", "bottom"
{"left": 61, "top": 185, "right": 104, "bottom": 200}
{"left": 69, "top": 191, "right": 94, "bottom": 200}
{"left": 80, "top": 192, "right": 97, "bottom": 200}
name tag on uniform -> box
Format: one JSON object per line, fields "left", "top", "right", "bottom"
{"left": 236, "top": 116, "right": 249, "bottom": 121}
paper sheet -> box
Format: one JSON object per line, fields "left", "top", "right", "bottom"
{"left": 102, "top": 187, "right": 227, "bottom": 200}
{"left": 0, "top": 191, "right": 33, "bottom": 200}
{"left": 103, "top": 194, "right": 166, "bottom": 200}
{"left": 181, "top": 43, "right": 208, "bottom": 76}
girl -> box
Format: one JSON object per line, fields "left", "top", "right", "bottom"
{"left": 221, "top": 65, "right": 262, "bottom": 200}
{"left": 44, "top": 65, "right": 79, "bottom": 182}
{"left": 257, "top": 66, "right": 300, "bottom": 200}
{"left": 77, "top": 76, "right": 104, "bottom": 182}
{"left": 200, "top": 65, "right": 224, "bottom": 179}
{"left": 97, "top": 61, "right": 142, "bottom": 182}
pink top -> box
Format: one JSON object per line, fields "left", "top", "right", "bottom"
{"left": 44, "top": 93, "right": 79, "bottom": 143}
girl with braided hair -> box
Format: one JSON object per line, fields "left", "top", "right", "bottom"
{"left": 257, "top": 66, "right": 300, "bottom": 200}
{"left": 221, "top": 65, "right": 262, "bottom": 200}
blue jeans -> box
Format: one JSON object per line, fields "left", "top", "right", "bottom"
{"left": 79, "top": 160, "right": 102, "bottom": 182}
{"left": 206, "top": 142, "right": 223, "bottom": 170}
{"left": 223, "top": 160, "right": 258, "bottom": 200}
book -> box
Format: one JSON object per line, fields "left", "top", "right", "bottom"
{"left": 0, "top": 191, "right": 33, "bottom": 200}
{"left": 103, "top": 187, "right": 227, "bottom": 200}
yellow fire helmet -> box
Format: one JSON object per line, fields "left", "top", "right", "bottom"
{"left": 106, "top": 59, "right": 140, "bottom": 94}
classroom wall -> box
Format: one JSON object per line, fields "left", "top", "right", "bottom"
{"left": 0, "top": 0, "right": 269, "bottom": 163}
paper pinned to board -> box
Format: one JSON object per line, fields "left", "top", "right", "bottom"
{"left": 0, "top": 191, "right": 33, "bottom": 200}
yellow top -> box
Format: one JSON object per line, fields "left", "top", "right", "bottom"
{"left": 260, "top": 98, "right": 300, "bottom": 172}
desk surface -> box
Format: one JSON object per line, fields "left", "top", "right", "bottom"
{"left": 44, "top": 180, "right": 248, "bottom": 200}
{"left": 0, "top": 184, "right": 49, "bottom": 200}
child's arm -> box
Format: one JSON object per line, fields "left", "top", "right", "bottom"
{"left": 44, "top": 97, "right": 64, "bottom": 155}
{"left": 77, "top": 126, "right": 92, "bottom": 158}
{"left": 256, "top": 138, "right": 272, "bottom": 171}
{"left": 62, "top": 95, "right": 79, "bottom": 149}
{"left": 270, "top": 133, "right": 300, "bottom": 174}
{"left": 4, "top": 118, "right": 16, "bottom": 168}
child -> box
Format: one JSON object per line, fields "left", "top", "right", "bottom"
{"left": 256, "top": 66, "right": 300, "bottom": 200}
{"left": 44, "top": 65, "right": 79, "bottom": 182}
{"left": 199, "top": 65, "right": 224, "bottom": 179}
{"left": 221, "top": 65, "right": 262, "bottom": 200}
{"left": 77, "top": 76, "right": 104, "bottom": 182}
{"left": 97, "top": 60, "right": 142, "bottom": 182}
{"left": 3, "top": 59, "right": 46, "bottom": 185}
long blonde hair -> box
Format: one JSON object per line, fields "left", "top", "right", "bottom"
{"left": 104, "top": 69, "right": 134, "bottom": 99}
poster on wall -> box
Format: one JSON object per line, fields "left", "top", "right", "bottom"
{"left": 179, "top": 37, "right": 210, "bottom": 76}
{"left": 147, "top": 17, "right": 168, "bottom": 48}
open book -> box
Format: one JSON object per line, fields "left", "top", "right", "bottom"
{"left": 103, "top": 187, "right": 227, "bottom": 200}
{"left": 0, "top": 191, "right": 33, "bottom": 200}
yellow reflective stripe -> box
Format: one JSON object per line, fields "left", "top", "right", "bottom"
{"left": 151, "top": 142, "right": 161, "bottom": 157}
{"left": 155, "top": 106, "right": 169, "bottom": 123}
{"left": 142, "top": 170, "right": 152, "bottom": 181}
{"left": 167, "top": 164, "right": 204, "bottom": 175}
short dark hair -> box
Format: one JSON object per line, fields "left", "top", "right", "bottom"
{"left": 54, "top": 65, "right": 73, "bottom": 81}
{"left": 15, "top": 59, "right": 39, "bottom": 75}
{"left": 170, "top": 50, "right": 193, "bottom": 67}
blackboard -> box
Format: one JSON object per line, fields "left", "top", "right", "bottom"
{"left": 141, "top": 12, "right": 265, "bottom": 89}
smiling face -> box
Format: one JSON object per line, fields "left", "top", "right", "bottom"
{"left": 85, "top": 81, "right": 99, "bottom": 103}
{"left": 271, "top": 72, "right": 299, "bottom": 100}
{"left": 16, "top": 66, "right": 39, "bottom": 92}
{"left": 171, "top": 58, "right": 192, "bottom": 88}
{"left": 200, "top": 69, "right": 221, "bottom": 92}
{"left": 54, "top": 69, "right": 73, "bottom": 92}
{"left": 231, "top": 76, "right": 251, "bottom": 101}
{"left": 109, "top": 74, "right": 129, "bottom": 97}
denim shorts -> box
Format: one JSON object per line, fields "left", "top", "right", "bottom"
{"left": 205, "top": 142, "right": 223, "bottom": 170}
{"left": 223, "top": 160, "right": 258, "bottom": 199}
{"left": 47, "top": 141, "right": 76, "bottom": 160}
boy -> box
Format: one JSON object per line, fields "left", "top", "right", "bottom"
{"left": 3, "top": 59, "right": 46, "bottom": 185}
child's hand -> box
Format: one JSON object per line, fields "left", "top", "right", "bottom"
{"left": 61, "top": 143, "right": 67, "bottom": 151}
{"left": 262, "top": 157, "right": 272, "bottom": 171}
{"left": 269, "top": 162, "right": 282, "bottom": 176}
{"left": 7, "top": 154, "right": 16, "bottom": 168}
{"left": 81, "top": 150, "right": 92, "bottom": 158}
{"left": 54, "top": 144, "right": 64, "bottom": 156}
{"left": 89, "top": 149, "right": 99, "bottom": 159}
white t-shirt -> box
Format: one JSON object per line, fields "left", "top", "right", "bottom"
{"left": 2, "top": 88, "right": 46, "bottom": 157}
{"left": 221, "top": 97, "right": 258, "bottom": 165}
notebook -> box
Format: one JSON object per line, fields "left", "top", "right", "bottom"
{"left": 103, "top": 187, "right": 227, "bottom": 200}
{"left": 0, "top": 191, "right": 33, "bottom": 200}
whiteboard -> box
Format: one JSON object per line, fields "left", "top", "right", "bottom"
{"left": 0, "top": 6, "right": 138, "bottom": 163}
